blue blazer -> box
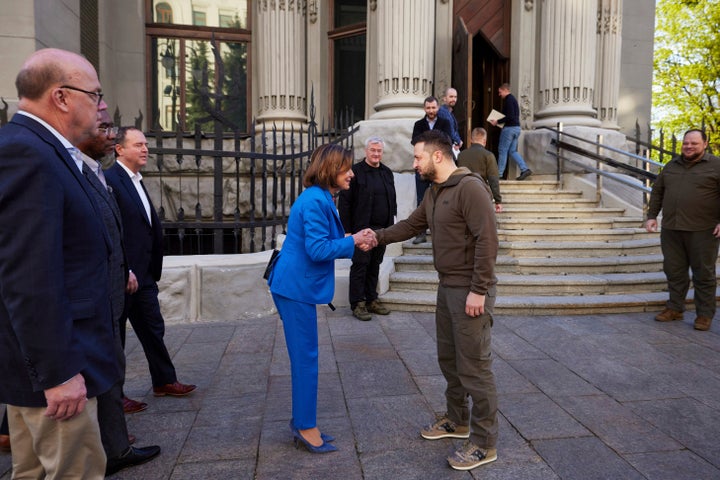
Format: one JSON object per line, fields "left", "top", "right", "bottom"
{"left": 269, "top": 185, "right": 355, "bottom": 304}
{"left": 105, "top": 163, "right": 164, "bottom": 287}
{"left": 0, "top": 114, "right": 119, "bottom": 406}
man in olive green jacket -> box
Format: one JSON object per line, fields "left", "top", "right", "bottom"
{"left": 373, "top": 129, "right": 499, "bottom": 472}
{"left": 645, "top": 129, "right": 720, "bottom": 331}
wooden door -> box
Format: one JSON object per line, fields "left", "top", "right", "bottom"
{"left": 452, "top": 17, "right": 472, "bottom": 148}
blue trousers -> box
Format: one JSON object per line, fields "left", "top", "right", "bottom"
{"left": 272, "top": 293, "right": 319, "bottom": 429}
{"left": 497, "top": 126, "right": 529, "bottom": 176}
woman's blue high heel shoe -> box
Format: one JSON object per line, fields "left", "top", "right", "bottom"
{"left": 289, "top": 419, "right": 335, "bottom": 443}
{"left": 290, "top": 424, "right": 338, "bottom": 453}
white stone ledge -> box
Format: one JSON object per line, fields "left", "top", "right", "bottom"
{"left": 158, "top": 249, "right": 360, "bottom": 325}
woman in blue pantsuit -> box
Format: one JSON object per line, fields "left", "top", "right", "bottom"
{"left": 267, "top": 144, "right": 376, "bottom": 453}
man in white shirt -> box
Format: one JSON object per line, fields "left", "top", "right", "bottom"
{"left": 105, "top": 127, "right": 197, "bottom": 400}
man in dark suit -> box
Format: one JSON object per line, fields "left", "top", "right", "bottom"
{"left": 77, "top": 112, "right": 161, "bottom": 476}
{"left": 105, "top": 127, "right": 196, "bottom": 398}
{"left": 0, "top": 48, "right": 118, "bottom": 478}
{"left": 411, "top": 96, "right": 454, "bottom": 243}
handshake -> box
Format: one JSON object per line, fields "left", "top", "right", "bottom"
{"left": 352, "top": 228, "right": 378, "bottom": 251}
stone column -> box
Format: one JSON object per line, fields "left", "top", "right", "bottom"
{"left": 369, "top": 0, "right": 435, "bottom": 119}
{"left": 534, "top": 0, "right": 601, "bottom": 127}
{"left": 594, "top": 0, "right": 623, "bottom": 129}
{"left": 255, "top": 0, "right": 306, "bottom": 125}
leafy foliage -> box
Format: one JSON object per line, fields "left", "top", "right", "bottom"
{"left": 653, "top": 0, "right": 720, "bottom": 152}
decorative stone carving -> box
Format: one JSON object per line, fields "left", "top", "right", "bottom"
{"left": 535, "top": 0, "right": 600, "bottom": 127}
{"left": 308, "top": 0, "right": 318, "bottom": 22}
{"left": 520, "top": 75, "right": 533, "bottom": 127}
{"left": 256, "top": 0, "right": 307, "bottom": 124}
{"left": 370, "top": 0, "right": 435, "bottom": 118}
{"left": 594, "top": 0, "right": 622, "bottom": 128}
{"left": 525, "top": 0, "right": 534, "bottom": 11}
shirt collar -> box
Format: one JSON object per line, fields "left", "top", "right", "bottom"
{"left": 116, "top": 158, "right": 142, "bottom": 181}
{"left": 17, "top": 110, "right": 74, "bottom": 150}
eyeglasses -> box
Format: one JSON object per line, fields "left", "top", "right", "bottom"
{"left": 60, "top": 85, "right": 104, "bottom": 106}
{"left": 98, "top": 126, "right": 119, "bottom": 137}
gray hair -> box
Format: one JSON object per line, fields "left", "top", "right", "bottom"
{"left": 365, "top": 136, "right": 385, "bottom": 148}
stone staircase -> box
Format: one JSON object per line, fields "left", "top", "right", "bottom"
{"left": 378, "top": 178, "right": 717, "bottom": 315}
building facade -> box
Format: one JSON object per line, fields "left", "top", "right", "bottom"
{"left": 0, "top": 0, "right": 655, "bottom": 190}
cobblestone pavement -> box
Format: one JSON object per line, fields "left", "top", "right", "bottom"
{"left": 2, "top": 309, "right": 720, "bottom": 479}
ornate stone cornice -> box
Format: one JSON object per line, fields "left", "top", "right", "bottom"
{"left": 259, "top": 0, "right": 306, "bottom": 12}
{"left": 308, "top": 0, "right": 317, "bottom": 22}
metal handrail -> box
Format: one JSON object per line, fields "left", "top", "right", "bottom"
{"left": 538, "top": 125, "right": 664, "bottom": 170}
{"left": 539, "top": 124, "right": 660, "bottom": 217}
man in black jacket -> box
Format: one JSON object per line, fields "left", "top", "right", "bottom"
{"left": 339, "top": 137, "right": 397, "bottom": 321}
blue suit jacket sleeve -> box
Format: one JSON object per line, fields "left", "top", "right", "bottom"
{"left": 269, "top": 186, "right": 354, "bottom": 304}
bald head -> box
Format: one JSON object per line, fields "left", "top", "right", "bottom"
{"left": 17, "top": 49, "right": 91, "bottom": 100}
{"left": 16, "top": 48, "right": 104, "bottom": 145}
{"left": 443, "top": 87, "right": 458, "bottom": 108}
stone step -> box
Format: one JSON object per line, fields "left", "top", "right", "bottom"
{"left": 403, "top": 238, "right": 662, "bottom": 257}
{"left": 499, "top": 180, "right": 560, "bottom": 191}
{"left": 393, "top": 253, "right": 665, "bottom": 275}
{"left": 501, "top": 190, "right": 586, "bottom": 201}
{"left": 500, "top": 198, "right": 600, "bottom": 208}
{"left": 498, "top": 238, "right": 662, "bottom": 257}
{"left": 379, "top": 288, "right": 719, "bottom": 316}
{"left": 388, "top": 270, "right": 668, "bottom": 294}
{"left": 499, "top": 206, "right": 627, "bottom": 218}
{"left": 497, "top": 216, "right": 644, "bottom": 230}
{"left": 497, "top": 228, "right": 655, "bottom": 242}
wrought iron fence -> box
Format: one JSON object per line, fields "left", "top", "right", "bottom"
{"left": 626, "top": 120, "right": 681, "bottom": 164}
{"left": 144, "top": 101, "right": 357, "bottom": 256}
{"left": 0, "top": 37, "right": 358, "bottom": 256}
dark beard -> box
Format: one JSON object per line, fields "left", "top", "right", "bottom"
{"left": 418, "top": 165, "right": 436, "bottom": 182}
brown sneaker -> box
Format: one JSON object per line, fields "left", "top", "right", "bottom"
{"left": 447, "top": 440, "right": 497, "bottom": 471}
{"left": 420, "top": 414, "right": 470, "bottom": 440}
{"left": 352, "top": 301, "right": 372, "bottom": 321}
{"left": 654, "top": 308, "right": 683, "bottom": 322}
{"left": 694, "top": 316, "right": 712, "bottom": 331}
{"left": 367, "top": 300, "right": 390, "bottom": 315}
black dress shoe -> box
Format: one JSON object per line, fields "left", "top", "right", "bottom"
{"left": 105, "top": 445, "right": 161, "bottom": 476}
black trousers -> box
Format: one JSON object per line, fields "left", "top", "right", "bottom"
{"left": 661, "top": 228, "right": 719, "bottom": 318}
{"left": 349, "top": 244, "right": 387, "bottom": 308}
{"left": 121, "top": 282, "right": 177, "bottom": 387}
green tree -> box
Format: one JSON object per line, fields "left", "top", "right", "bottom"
{"left": 653, "top": 0, "right": 720, "bottom": 153}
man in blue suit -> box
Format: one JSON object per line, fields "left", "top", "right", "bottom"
{"left": 105, "top": 127, "right": 196, "bottom": 398}
{"left": 0, "top": 48, "right": 119, "bottom": 478}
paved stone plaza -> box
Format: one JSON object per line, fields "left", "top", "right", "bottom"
{"left": 2, "top": 309, "right": 720, "bottom": 479}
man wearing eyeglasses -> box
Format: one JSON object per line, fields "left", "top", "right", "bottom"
{"left": 77, "top": 111, "right": 161, "bottom": 476}
{"left": 0, "top": 49, "right": 118, "bottom": 478}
